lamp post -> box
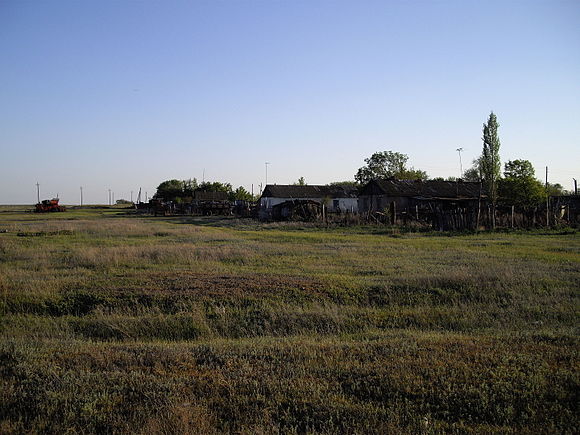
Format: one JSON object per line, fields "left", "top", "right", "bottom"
{"left": 456, "top": 147, "right": 464, "bottom": 179}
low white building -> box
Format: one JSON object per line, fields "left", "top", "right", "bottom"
{"left": 259, "top": 184, "right": 358, "bottom": 219}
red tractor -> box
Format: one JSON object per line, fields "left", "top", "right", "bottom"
{"left": 35, "top": 198, "right": 66, "bottom": 213}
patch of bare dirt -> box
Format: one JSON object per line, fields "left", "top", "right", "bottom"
{"left": 101, "top": 272, "right": 327, "bottom": 300}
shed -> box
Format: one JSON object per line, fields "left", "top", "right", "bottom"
{"left": 259, "top": 184, "right": 358, "bottom": 220}
{"left": 358, "top": 179, "right": 484, "bottom": 214}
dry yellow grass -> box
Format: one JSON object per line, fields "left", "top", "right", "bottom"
{"left": 0, "top": 209, "right": 578, "bottom": 433}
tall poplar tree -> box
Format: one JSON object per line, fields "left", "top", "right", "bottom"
{"left": 480, "top": 112, "right": 501, "bottom": 227}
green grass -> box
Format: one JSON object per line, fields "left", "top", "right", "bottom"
{"left": 1, "top": 208, "right": 578, "bottom": 433}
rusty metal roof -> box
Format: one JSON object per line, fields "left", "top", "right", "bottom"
{"left": 261, "top": 184, "right": 358, "bottom": 199}
{"left": 361, "top": 179, "right": 484, "bottom": 199}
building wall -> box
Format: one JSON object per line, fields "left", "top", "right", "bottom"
{"left": 334, "top": 198, "right": 358, "bottom": 213}
{"left": 261, "top": 197, "right": 358, "bottom": 213}
{"left": 358, "top": 195, "right": 412, "bottom": 213}
{"left": 359, "top": 194, "right": 481, "bottom": 214}
{"left": 260, "top": 197, "right": 288, "bottom": 210}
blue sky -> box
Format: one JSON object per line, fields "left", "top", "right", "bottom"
{"left": 1, "top": 0, "right": 578, "bottom": 204}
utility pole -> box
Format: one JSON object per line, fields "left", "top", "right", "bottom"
{"left": 545, "top": 166, "right": 549, "bottom": 227}
{"left": 574, "top": 178, "right": 577, "bottom": 195}
{"left": 80, "top": 186, "right": 83, "bottom": 206}
{"left": 131, "top": 191, "right": 133, "bottom": 203}
{"left": 108, "top": 189, "right": 111, "bottom": 206}
{"left": 265, "top": 162, "right": 270, "bottom": 187}
{"left": 36, "top": 182, "right": 40, "bottom": 203}
{"left": 456, "top": 147, "right": 464, "bottom": 179}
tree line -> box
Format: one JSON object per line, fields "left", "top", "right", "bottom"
{"left": 154, "top": 179, "right": 254, "bottom": 203}
{"left": 154, "top": 112, "right": 565, "bottom": 208}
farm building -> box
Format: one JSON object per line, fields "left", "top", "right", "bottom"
{"left": 359, "top": 179, "right": 483, "bottom": 212}
{"left": 259, "top": 184, "right": 358, "bottom": 220}
{"left": 272, "top": 200, "right": 322, "bottom": 221}
{"left": 191, "top": 190, "right": 231, "bottom": 215}
{"left": 359, "top": 178, "right": 485, "bottom": 229}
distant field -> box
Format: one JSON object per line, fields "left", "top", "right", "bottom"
{"left": 0, "top": 204, "right": 132, "bottom": 213}
{"left": 1, "top": 208, "right": 578, "bottom": 433}
{"left": 0, "top": 205, "right": 33, "bottom": 213}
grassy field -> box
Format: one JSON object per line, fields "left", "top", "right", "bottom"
{"left": 0, "top": 207, "right": 578, "bottom": 433}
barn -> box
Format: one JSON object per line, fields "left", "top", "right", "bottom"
{"left": 358, "top": 178, "right": 485, "bottom": 229}
{"left": 259, "top": 184, "right": 358, "bottom": 220}
{"left": 358, "top": 179, "right": 483, "bottom": 212}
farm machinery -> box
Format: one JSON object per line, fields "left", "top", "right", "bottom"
{"left": 35, "top": 198, "right": 66, "bottom": 213}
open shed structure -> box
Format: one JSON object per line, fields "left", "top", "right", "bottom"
{"left": 359, "top": 179, "right": 485, "bottom": 229}
{"left": 259, "top": 184, "right": 358, "bottom": 220}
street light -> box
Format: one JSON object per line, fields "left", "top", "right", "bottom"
{"left": 456, "top": 147, "right": 464, "bottom": 179}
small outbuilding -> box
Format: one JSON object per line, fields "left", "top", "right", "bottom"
{"left": 358, "top": 178, "right": 485, "bottom": 229}
{"left": 272, "top": 200, "right": 322, "bottom": 221}
{"left": 358, "top": 179, "right": 483, "bottom": 212}
{"left": 259, "top": 184, "right": 358, "bottom": 220}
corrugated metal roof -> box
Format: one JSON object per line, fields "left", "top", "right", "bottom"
{"left": 261, "top": 184, "right": 358, "bottom": 199}
{"left": 362, "top": 179, "right": 484, "bottom": 199}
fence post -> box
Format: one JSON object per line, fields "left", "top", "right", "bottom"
{"left": 511, "top": 205, "right": 514, "bottom": 229}
{"left": 546, "top": 197, "right": 549, "bottom": 228}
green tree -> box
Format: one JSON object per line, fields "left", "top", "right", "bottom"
{"left": 481, "top": 112, "right": 501, "bottom": 206}
{"left": 462, "top": 158, "right": 482, "bottom": 182}
{"left": 430, "top": 176, "right": 463, "bottom": 182}
{"left": 156, "top": 178, "right": 235, "bottom": 202}
{"left": 197, "top": 181, "right": 235, "bottom": 201}
{"left": 328, "top": 180, "right": 358, "bottom": 187}
{"left": 546, "top": 183, "right": 565, "bottom": 196}
{"left": 233, "top": 186, "right": 253, "bottom": 201}
{"left": 293, "top": 177, "right": 306, "bottom": 186}
{"left": 498, "top": 160, "right": 546, "bottom": 209}
{"left": 198, "top": 181, "right": 233, "bottom": 194}
{"left": 182, "top": 178, "right": 198, "bottom": 199}
{"left": 355, "top": 151, "right": 428, "bottom": 184}
{"left": 154, "top": 179, "right": 184, "bottom": 202}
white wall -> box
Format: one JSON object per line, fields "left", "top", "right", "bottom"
{"left": 261, "top": 197, "right": 358, "bottom": 213}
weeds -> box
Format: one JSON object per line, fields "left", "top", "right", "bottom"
{"left": 0, "top": 208, "right": 578, "bottom": 433}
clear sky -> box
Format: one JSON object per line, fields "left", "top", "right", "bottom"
{"left": 1, "top": 0, "right": 578, "bottom": 204}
